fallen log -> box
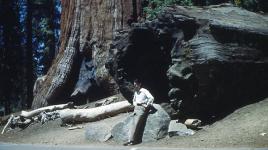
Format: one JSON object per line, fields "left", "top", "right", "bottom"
{"left": 59, "top": 101, "right": 133, "bottom": 123}
{"left": 21, "top": 102, "right": 74, "bottom": 118}
{"left": 0, "top": 115, "right": 31, "bottom": 134}
{"left": 1, "top": 101, "right": 133, "bottom": 134}
{"left": 1, "top": 102, "right": 74, "bottom": 134}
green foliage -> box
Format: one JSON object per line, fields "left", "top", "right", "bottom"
{"left": 233, "top": 0, "right": 267, "bottom": 12}
{"left": 144, "top": 0, "right": 193, "bottom": 20}
{"left": 241, "top": 0, "right": 257, "bottom": 10}
{"left": 143, "top": 0, "right": 267, "bottom": 20}
{"left": 234, "top": 0, "right": 242, "bottom": 6}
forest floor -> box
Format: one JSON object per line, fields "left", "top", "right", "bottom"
{"left": 0, "top": 96, "right": 268, "bottom": 148}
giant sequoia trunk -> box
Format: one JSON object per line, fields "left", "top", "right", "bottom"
{"left": 32, "top": 0, "right": 141, "bottom": 108}
{"left": 31, "top": 0, "right": 80, "bottom": 108}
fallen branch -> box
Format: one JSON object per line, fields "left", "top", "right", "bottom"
{"left": 59, "top": 101, "right": 133, "bottom": 123}
{"left": 1, "top": 115, "right": 14, "bottom": 134}
{"left": 16, "top": 117, "right": 33, "bottom": 129}
{"left": 94, "top": 96, "right": 119, "bottom": 107}
{"left": 40, "top": 111, "right": 60, "bottom": 124}
{"left": 68, "top": 126, "right": 83, "bottom": 130}
{"left": 1, "top": 101, "right": 133, "bottom": 134}
{"left": 21, "top": 102, "right": 74, "bottom": 118}
{"left": 1, "top": 102, "right": 74, "bottom": 134}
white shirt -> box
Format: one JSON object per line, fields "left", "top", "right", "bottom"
{"left": 133, "top": 88, "right": 154, "bottom": 107}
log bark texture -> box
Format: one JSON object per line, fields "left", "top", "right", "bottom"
{"left": 59, "top": 101, "right": 133, "bottom": 123}
{"left": 32, "top": 0, "right": 139, "bottom": 108}
{"left": 2, "top": 101, "right": 131, "bottom": 134}
{"left": 107, "top": 4, "right": 268, "bottom": 119}
{"left": 32, "top": 0, "right": 81, "bottom": 108}
{"left": 21, "top": 102, "right": 74, "bottom": 118}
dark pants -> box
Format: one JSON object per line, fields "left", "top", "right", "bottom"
{"left": 129, "top": 105, "right": 149, "bottom": 142}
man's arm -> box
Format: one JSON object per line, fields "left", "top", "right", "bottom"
{"left": 141, "top": 89, "right": 154, "bottom": 107}
{"left": 133, "top": 93, "right": 137, "bottom": 106}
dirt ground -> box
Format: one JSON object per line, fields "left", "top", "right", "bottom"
{"left": 0, "top": 97, "right": 268, "bottom": 148}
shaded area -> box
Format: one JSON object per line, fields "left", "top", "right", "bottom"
{"left": 108, "top": 5, "right": 268, "bottom": 122}
{"left": 107, "top": 27, "right": 172, "bottom": 103}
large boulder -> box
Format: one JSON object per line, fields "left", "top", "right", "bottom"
{"left": 107, "top": 4, "right": 268, "bottom": 120}
{"left": 85, "top": 113, "right": 129, "bottom": 142}
{"left": 85, "top": 123, "right": 112, "bottom": 142}
{"left": 111, "top": 104, "right": 171, "bottom": 143}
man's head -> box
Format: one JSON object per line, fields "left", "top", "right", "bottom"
{"left": 134, "top": 79, "right": 142, "bottom": 91}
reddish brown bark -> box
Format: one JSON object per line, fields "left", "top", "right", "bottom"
{"left": 32, "top": 0, "right": 138, "bottom": 109}
{"left": 32, "top": 0, "right": 81, "bottom": 109}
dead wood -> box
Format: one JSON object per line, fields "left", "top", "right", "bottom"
{"left": 1, "top": 101, "right": 133, "bottom": 134}
{"left": 59, "top": 101, "right": 133, "bottom": 123}
{"left": 1, "top": 115, "right": 14, "bottom": 134}
{"left": 21, "top": 102, "right": 74, "bottom": 118}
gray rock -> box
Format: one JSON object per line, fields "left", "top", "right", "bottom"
{"left": 110, "top": 116, "right": 131, "bottom": 142}
{"left": 85, "top": 123, "right": 112, "bottom": 142}
{"left": 184, "top": 119, "right": 201, "bottom": 129}
{"left": 160, "top": 103, "right": 179, "bottom": 119}
{"left": 168, "top": 88, "right": 182, "bottom": 99}
{"left": 168, "top": 120, "right": 195, "bottom": 137}
{"left": 85, "top": 113, "right": 129, "bottom": 142}
{"left": 111, "top": 104, "right": 171, "bottom": 143}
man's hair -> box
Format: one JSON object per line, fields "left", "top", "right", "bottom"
{"left": 134, "top": 79, "right": 142, "bottom": 85}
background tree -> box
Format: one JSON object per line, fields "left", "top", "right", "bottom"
{"left": 26, "top": 0, "right": 33, "bottom": 108}
{"left": 31, "top": 0, "right": 59, "bottom": 76}
{"left": 0, "top": 0, "right": 25, "bottom": 113}
{"left": 144, "top": 0, "right": 267, "bottom": 20}
{"left": 0, "top": 0, "right": 61, "bottom": 114}
{"left": 31, "top": 0, "right": 136, "bottom": 108}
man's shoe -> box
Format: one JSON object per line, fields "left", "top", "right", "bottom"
{"left": 123, "top": 141, "right": 135, "bottom": 146}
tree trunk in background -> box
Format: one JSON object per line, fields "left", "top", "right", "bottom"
{"left": 44, "top": 0, "right": 56, "bottom": 73}
{"left": 31, "top": 0, "right": 80, "bottom": 109}
{"left": 0, "top": 0, "right": 12, "bottom": 114}
{"left": 31, "top": 0, "right": 56, "bottom": 75}
{"left": 0, "top": 0, "right": 24, "bottom": 113}
{"left": 32, "top": 0, "right": 138, "bottom": 108}
{"left": 26, "top": 0, "right": 33, "bottom": 108}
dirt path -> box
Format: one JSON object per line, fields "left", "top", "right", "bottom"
{"left": 1, "top": 98, "right": 268, "bottom": 148}
{"left": 150, "top": 98, "right": 268, "bottom": 148}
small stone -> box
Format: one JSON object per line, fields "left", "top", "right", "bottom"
{"left": 184, "top": 119, "right": 201, "bottom": 129}
{"left": 68, "top": 126, "right": 83, "bottom": 130}
{"left": 260, "top": 132, "right": 266, "bottom": 136}
{"left": 168, "top": 120, "right": 195, "bottom": 137}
